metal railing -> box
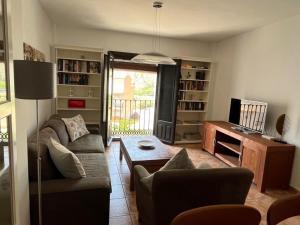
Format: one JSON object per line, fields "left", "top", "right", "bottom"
{"left": 112, "top": 99, "right": 155, "bottom": 136}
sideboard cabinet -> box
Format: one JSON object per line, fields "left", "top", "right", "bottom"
{"left": 202, "top": 121, "right": 295, "bottom": 192}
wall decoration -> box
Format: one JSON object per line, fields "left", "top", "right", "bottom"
{"left": 23, "top": 42, "right": 45, "bottom": 62}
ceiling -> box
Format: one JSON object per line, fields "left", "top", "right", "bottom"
{"left": 40, "top": 0, "right": 300, "bottom": 42}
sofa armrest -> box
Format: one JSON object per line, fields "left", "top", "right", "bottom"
{"left": 30, "top": 176, "right": 111, "bottom": 195}
{"left": 134, "top": 165, "right": 150, "bottom": 179}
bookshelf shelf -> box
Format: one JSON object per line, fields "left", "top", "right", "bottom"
{"left": 181, "top": 67, "right": 209, "bottom": 71}
{"left": 58, "top": 71, "right": 100, "bottom": 75}
{"left": 175, "top": 59, "right": 212, "bottom": 144}
{"left": 55, "top": 46, "right": 102, "bottom": 126}
{"left": 57, "top": 57, "right": 100, "bottom": 62}
{"left": 57, "top": 84, "right": 100, "bottom": 88}
{"left": 57, "top": 96, "right": 100, "bottom": 100}
{"left": 57, "top": 108, "right": 100, "bottom": 111}
{"left": 179, "top": 90, "right": 208, "bottom": 93}
{"left": 177, "top": 110, "right": 206, "bottom": 113}
{"left": 180, "top": 79, "right": 210, "bottom": 82}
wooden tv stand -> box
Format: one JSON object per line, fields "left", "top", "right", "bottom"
{"left": 202, "top": 121, "right": 295, "bottom": 192}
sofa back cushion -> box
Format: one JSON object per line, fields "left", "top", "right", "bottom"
{"left": 43, "top": 114, "right": 69, "bottom": 146}
{"left": 28, "top": 127, "right": 62, "bottom": 181}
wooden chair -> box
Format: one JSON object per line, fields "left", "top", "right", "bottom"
{"left": 171, "top": 204, "right": 261, "bottom": 225}
{"left": 267, "top": 194, "right": 300, "bottom": 225}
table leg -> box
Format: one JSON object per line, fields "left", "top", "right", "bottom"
{"left": 130, "top": 169, "right": 134, "bottom": 191}
{"left": 119, "top": 147, "right": 123, "bottom": 161}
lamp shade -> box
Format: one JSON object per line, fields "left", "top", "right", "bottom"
{"left": 131, "top": 52, "right": 176, "bottom": 65}
{"left": 14, "top": 60, "right": 55, "bottom": 99}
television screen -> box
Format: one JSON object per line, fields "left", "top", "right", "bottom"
{"left": 229, "top": 98, "right": 268, "bottom": 133}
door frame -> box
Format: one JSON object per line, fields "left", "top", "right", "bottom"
{"left": 0, "top": 0, "right": 17, "bottom": 224}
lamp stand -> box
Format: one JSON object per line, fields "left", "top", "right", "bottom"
{"left": 36, "top": 100, "right": 42, "bottom": 225}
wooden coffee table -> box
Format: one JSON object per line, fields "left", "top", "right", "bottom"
{"left": 119, "top": 135, "right": 172, "bottom": 191}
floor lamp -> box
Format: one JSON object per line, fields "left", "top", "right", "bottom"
{"left": 14, "top": 60, "right": 55, "bottom": 225}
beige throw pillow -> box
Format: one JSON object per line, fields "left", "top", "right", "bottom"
{"left": 141, "top": 148, "right": 195, "bottom": 191}
{"left": 47, "top": 138, "right": 86, "bottom": 178}
{"left": 62, "top": 114, "right": 89, "bottom": 142}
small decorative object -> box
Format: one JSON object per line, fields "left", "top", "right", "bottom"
{"left": 68, "top": 87, "right": 74, "bottom": 96}
{"left": 23, "top": 42, "right": 45, "bottom": 62}
{"left": 88, "top": 88, "right": 93, "bottom": 97}
{"left": 274, "top": 114, "right": 287, "bottom": 144}
{"left": 187, "top": 71, "right": 191, "bottom": 79}
{"left": 138, "top": 140, "right": 155, "bottom": 149}
{"left": 68, "top": 99, "right": 86, "bottom": 108}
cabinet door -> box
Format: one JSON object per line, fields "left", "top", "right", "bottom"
{"left": 153, "top": 60, "right": 181, "bottom": 144}
{"left": 202, "top": 124, "right": 215, "bottom": 154}
{"left": 241, "top": 142, "right": 262, "bottom": 184}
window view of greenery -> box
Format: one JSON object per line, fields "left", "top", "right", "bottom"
{"left": 0, "top": 63, "right": 6, "bottom": 103}
{"left": 112, "top": 69, "right": 157, "bottom": 136}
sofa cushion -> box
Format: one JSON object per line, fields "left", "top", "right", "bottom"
{"left": 28, "top": 127, "right": 62, "bottom": 181}
{"left": 141, "top": 149, "right": 195, "bottom": 191}
{"left": 43, "top": 115, "right": 69, "bottom": 146}
{"left": 28, "top": 127, "right": 60, "bottom": 145}
{"left": 76, "top": 153, "right": 110, "bottom": 179}
{"left": 67, "top": 134, "right": 105, "bottom": 153}
{"left": 48, "top": 138, "right": 86, "bottom": 179}
{"left": 62, "top": 114, "right": 90, "bottom": 142}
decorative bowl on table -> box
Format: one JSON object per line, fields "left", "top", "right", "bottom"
{"left": 137, "top": 140, "right": 155, "bottom": 150}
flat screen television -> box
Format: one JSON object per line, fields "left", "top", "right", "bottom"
{"left": 229, "top": 98, "right": 268, "bottom": 133}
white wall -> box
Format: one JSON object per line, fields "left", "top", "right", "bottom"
{"left": 11, "top": 0, "right": 54, "bottom": 224}
{"left": 54, "top": 26, "right": 214, "bottom": 59}
{"left": 212, "top": 14, "right": 300, "bottom": 189}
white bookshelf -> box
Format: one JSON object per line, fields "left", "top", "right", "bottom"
{"left": 55, "top": 46, "right": 103, "bottom": 126}
{"left": 175, "top": 59, "right": 212, "bottom": 144}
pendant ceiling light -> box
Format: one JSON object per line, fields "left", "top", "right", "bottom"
{"left": 131, "top": 1, "right": 176, "bottom": 65}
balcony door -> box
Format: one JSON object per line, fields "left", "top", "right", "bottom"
{"left": 153, "top": 60, "right": 181, "bottom": 144}
{"left": 0, "top": 0, "right": 17, "bottom": 225}
{"left": 102, "top": 51, "right": 158, "bottom": 143}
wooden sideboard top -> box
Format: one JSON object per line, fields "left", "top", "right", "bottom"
{"left": 205, "top": 121, "right": 295, "bottom": 148}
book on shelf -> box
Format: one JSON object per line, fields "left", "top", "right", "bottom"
{"left": 179, "top": 80, "right": 205, "bottom": 90}
{"left": 57, "top": 59, "right": 101, "bottom": 73}
{"left": 177, "top": 102, "right": 205, "bottom": 111}
{"left": 58, "top": 73, "right": 89, "bottom": 85}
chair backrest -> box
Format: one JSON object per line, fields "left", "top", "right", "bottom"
{"left": 267, "top": 194, "right": 300, "bottom": 225}
{"left": 171, "top": 204, "right": 261, "bottom": 225}
{"left": 152, "top": 168, "right": 254, "bottom": 225}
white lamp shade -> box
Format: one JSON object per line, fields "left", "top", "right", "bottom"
{"left": 131, "top": 52, "right": 176, "bottom": 65}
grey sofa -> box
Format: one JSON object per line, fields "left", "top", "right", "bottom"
{"left": 28, "top": 115, "right": 111, "bottom": 225}
{"left": 134, "top": 166, "right": 254, "bottom": 225}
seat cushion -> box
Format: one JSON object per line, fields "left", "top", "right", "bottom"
{"left": 76, "top": 153, "right": 110, "bottom": 179}
{"left": 67, "top": 134, "right": 105, "bottom": 153}
{"left": 43, "top": 115, "right": 69, "bottom": 146}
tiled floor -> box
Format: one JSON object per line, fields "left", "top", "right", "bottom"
{"left": 106, "top": 141, "right": 300, "bottom": 225}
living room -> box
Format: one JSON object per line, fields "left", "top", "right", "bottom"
{"left": 1, "top": 0, "right": 300, "bottom": 225}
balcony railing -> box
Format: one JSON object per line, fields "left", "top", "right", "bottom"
{"left": 112, "top": 99, "right": 155, "bottom": 136}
